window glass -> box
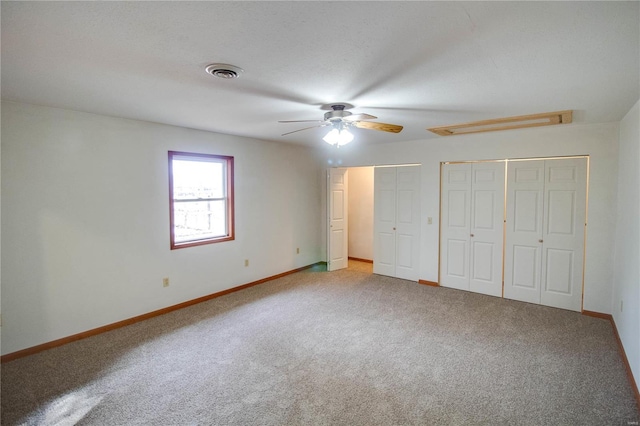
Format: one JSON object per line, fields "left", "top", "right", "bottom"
{"left": 172, "top": 160, "right": 225, "bottom": 200}
{"left": 169, "top": 152, "right": 234, "bottom": 249}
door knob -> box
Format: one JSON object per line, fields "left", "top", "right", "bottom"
{"left": 470, "top": 234, "right": 474, "bottom": 237}
{"left": 393, "top": 227, "right": 396, "bottom": 230}
{"left": 539, "top": 239, "right": 543, "bottom": 243}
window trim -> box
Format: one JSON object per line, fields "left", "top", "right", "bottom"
{"left": 168, "top": 150, "right": 235, "bottom": 250}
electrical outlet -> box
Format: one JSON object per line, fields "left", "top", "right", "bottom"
{"left": 245, "top": 259, "right": 249, "bottom": 267}
{"left": 296, "top": 247, "right": 300, "bottom": 254}
{"left": 428, "top": 217, "right": 433, "bottom": 225}
{"left": 163, "top": 278, "right": 169, "bottom": 287}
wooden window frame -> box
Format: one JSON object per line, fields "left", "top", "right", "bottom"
{"left": 168, "top": 151, "right": 235, "bottom": 250}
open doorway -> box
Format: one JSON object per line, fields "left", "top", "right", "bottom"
{"left": 326, "top": 166, "right": 374, "bottom": 273}
{"left": 347, "top": 166, "right": 375, "bottom": 267}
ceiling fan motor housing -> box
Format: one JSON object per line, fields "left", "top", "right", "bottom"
{"left": 324, "top": 109, "right": 352, "bottom": 121}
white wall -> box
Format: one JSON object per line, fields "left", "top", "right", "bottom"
{"left": 0, "top": 102, "right": 2, "bottom": 348}
{"left": 613, "top": 99, "right": 640, "bottom": 386}
{"left": 1, "top": 101, "right": 323, "bottom": 355}
{"left": 318, "top": 122, "right": 619, "bottom": 314}
{"left": 347, "top": 167, "right": 374, "bottom": 260}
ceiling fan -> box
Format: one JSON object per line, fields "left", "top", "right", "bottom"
{"left": 279, "top": 104, "right": 403, "bottom": 146}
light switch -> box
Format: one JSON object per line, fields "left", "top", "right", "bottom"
{"left": 427, "top": 217, "right": 433, "bottom": 225}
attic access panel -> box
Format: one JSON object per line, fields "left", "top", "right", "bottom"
{"left": 428, "top": 111, "right": 573, "bottom": 136}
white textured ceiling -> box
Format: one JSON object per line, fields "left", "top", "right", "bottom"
{"left": 2, "top": 1, "right": 639, "bottom": 147}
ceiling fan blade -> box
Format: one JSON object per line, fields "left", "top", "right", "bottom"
{"left": 353, "top": 121, "right": 403, "bottom": 133}
{"left": 343, "top": 113, "right": 377, "bottom": 121}
{"left": 278, "top": 119, "right": 325, "bottom": 123}
{"left": 281, "top": 123, "right": 330, "bottom": 136}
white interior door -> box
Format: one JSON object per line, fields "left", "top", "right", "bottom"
{"left": 504, "top": 160, "right": 545, "bottom": 304}
{"left": 504, "top": 158, "right": 587, "bottom": 311}
{"left": 395, "top": 166, "right": 421, "bottom": 281}
{"left": 373, "top": 166, "right": 421, "bottom": 280}
{"left": 440, "top": 162, "right": 504, "bottom": 296}
{"left": 328, "top": 168, "right": 348, "bottom": 271}
{"left": 373, "top": 167, "right": 397, "bottom": 277}
{"left": 469, "top": 162, "right": 505, "bottom": 297}
{"left": 540, "top": 158, "right": 587, "bottom": 312}
{"left": 440, "top": 163, "right": 472, "bottom": 290}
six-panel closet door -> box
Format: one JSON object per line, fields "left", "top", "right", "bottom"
{"left": 373, "top": 166, "right": 421, "bottom": 281}
{"left": 440, "top": 162, "right": 505, "bottom": 297}
{"left": 504, "top": 158, "right": 587, "bottom": 312}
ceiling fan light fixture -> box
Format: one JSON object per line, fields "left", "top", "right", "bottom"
{"left": 205, "top": 63, "right": 244, "bottom": 79}
{"left": 323, "top": 128, "right": 354, "bottom": 146}
{"left": 279, "top": 103, "right": 402, "bottom": 141}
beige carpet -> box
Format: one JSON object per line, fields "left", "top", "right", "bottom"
{"left": 2, "top": 260, "right": 639, "bottom": 425}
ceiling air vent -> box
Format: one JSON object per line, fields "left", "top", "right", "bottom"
{"left": 205, "top": 63, "right": 243, "bottom": 79}
{"left": 427, "top": 110, "right": 572, "bottom": 136}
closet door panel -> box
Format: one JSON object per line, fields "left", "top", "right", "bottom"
{"left": 395, "top": 166, "right": 421, "bottom": 281}
{"left": 446, "top": 239, "right": 468, "bottom": 278}
{"left": 544, "top": 248, "right": 574, "bottom": 294}
{"left": 504, "top": 160, "right": 544, "bottom": 304}
{"left": 376, "top": 231, "right": 396, "bottom": 272}
{"left": 540, "top": 158, "right": 586, "bottom": 312}
{"left": 440, "top": 163, "right": 472, "bottom": 290}
{"left": 469, "top": 162, "right": 505, "bottom": 297}
{"left": 374, "top": 168, "right": 397, "bottom": 277}
{"left": 511, "top": 245, "right": 539, "bottom": 290}
{"left": 471, "top": 241, "right": 494, "bottom": 282}
{"left": 397, "top": 234, "right": 413, "bottom": 268}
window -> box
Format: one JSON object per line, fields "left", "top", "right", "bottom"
{"left": 168, "top": 151, "right": 234, "bottom": 249}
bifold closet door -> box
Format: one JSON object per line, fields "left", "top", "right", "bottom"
{"left": 468, "top": 162, "right": 506, "bottom": 297}
{"left": 373, "top": 166, "right": 421, "bottom": 281}
{"left": 539, "top": 159, "right": 587, "bottom": 310}
{"left": 440, "top": 163, "right": 472, "bottom": 290}
{"left": 374, "top": 167, "right": 397, "bottom": 277}
{"left": 503, "top": 160, "right": 545, "bottom": 304}
{"left": 504, "top": 158, "right": 587, "bottom": 312}
{"left": 440, "top": 162, "right": 505, "bottom": 296}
